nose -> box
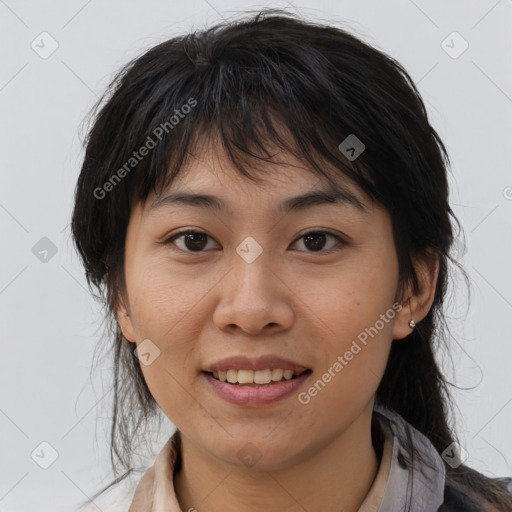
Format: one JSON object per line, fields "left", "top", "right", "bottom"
{"left": 212, "top": 252, "right": 295, "bottom": 336}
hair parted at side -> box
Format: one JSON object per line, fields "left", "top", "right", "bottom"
{"left": 71, "top": 8, "right": 512, "bottom": 510}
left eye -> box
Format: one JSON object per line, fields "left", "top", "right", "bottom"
{"left": 163, "top": 230, "right": 345, "bottom": 253}
{"left": 291, "top": 231, "right": 345, "bottom": 253}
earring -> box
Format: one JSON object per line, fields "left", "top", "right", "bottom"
{"left": 408, "top": 299, "right": 416, "bottom": 329}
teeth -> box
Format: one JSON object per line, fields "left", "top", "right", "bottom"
{"left": 271, "top": 369, "right": 283, "bottom": 381}
{"left": 237, "top": 369, "right": 255, "bottom": 384}
{"left": 211, "top": 368, "right": 302, "bottom": 385}
{"left": 254, "top": 369, "right": 271, "bottom": 384}
{"left": 226, "top": 369, "right": 237, "bottom": 384}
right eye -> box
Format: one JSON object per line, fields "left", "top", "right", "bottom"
{"left": 163, "top": 230, "right": 220, "bottom": 253}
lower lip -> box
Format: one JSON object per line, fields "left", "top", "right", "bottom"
{"left": 203, "top": 371, "right": 312, "bottom": 407}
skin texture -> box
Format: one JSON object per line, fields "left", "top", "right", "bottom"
{"left": 116, "top": 143, "right": 439, "bottom": 512}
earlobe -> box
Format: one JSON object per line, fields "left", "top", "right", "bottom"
{"left": 392, "top": 250, "right": 439, "bottom": 340}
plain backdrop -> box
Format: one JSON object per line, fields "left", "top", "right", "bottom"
{"left": 0, "top": 0, "right": 511, "bottom": 510}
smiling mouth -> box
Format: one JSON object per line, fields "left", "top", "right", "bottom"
{"left": 204, "top": 368, "right": 312, "bottom": 386}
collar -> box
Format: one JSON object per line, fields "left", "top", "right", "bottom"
{"left": 369, "top": 403, "right": 446, "bottom": 511}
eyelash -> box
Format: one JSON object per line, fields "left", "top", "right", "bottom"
{"left": 162, "top": 229, "right": 347, "bottom": 255}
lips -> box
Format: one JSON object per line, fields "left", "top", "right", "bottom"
{"left": 203, "top": 369, "right": 312, "bottom": 406}
{"left": 203, "top": 354, "right": 310, "bottom": 374}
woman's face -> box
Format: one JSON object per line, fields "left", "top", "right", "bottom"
{"left": 117, "top": 145, "right": 411, "bottom": 470}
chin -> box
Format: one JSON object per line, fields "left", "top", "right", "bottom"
{"left": 209, "top": 435, "right": 309, "bottom": 472}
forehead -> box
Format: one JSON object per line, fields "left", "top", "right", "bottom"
{"left": 146, "top": 143, "right": 372, "bottom": 216}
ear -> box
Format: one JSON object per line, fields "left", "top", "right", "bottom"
{"left": 392, "top": 249, "right": 439, "bottom": 340}
{"left": 115, "top": 295, "right": 137, "bottom": 344}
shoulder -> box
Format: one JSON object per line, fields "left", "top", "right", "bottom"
{"left": 373, "top": 404, "right": 512, "bottom": 511}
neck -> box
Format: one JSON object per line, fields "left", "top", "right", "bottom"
{"left": 174, "top": 403, "right": 381, "bottom": 512}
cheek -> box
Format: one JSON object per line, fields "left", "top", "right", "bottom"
{"left": 125, "top": 261, "right": 204, "bottom": 421}
{"left": 296, "top": 249, "right": 399, "bottom": 347}
{"left": 124, "top": 257, "right": 224, "bottom": 409}
{"left": 294, "top": 251, "right": 398, "bottom": 405}
{"left": 123, "top": 260, "right": 198, "bottom": 388}
{"left": 126, "top": 257, "right": 207, "bottom": 339}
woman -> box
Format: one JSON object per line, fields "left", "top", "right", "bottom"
{"left": 71, "top": 9, "right": 512, "bottom": 511}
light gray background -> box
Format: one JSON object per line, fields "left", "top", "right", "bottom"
{"left": 1, "top": 1, "right": 511, "bottom": 510}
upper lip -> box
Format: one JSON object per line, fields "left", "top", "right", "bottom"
{"left": 203, "top": 355, "right": 310, "bottom": 374}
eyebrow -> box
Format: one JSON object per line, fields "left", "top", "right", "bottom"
{"left": 149, "top": 188, "right": 368, "bottom": 216}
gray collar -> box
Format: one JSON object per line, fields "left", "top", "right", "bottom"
{"left": 373, "top": 403, "right": 446, "bottom": 512}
